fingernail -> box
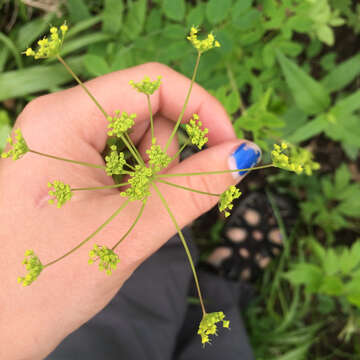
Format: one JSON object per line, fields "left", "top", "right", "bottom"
{"left": 228, "top": 142, "right": 261, "bottom": 179}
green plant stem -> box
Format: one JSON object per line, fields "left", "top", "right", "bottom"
{"left": 111, "top": 201, "right": 146, "bottom": 250}
{"left": 156, "top": 179, "right": 221, "bottom": 197}
{"left": 124, "top": 132, "right": 144, "bottom": 166}
{"left": 152, "top": 183, "right": 206, "bottom": 315}
{"left": 169, "top": 140, "right": 190, "bottom": 165}
{"left": 165, "top": 52, "right": 201, "bottom": 152}
{"left": 72, "top": 183, "right": 128, "bottom": 191}
{"left": 44, "top": 199, "right": 130, "bottom": 268}
{"left": 120, "top": 134, "right": 144, "bottom": 166}
{"left": 56, "top": 54, "right": 108, "bottom": 118}
{"left": 157, "top": 164, "right": 274, "bottom": 178}
{"left": 29, "top": 149, "right": 105, "bottom": 169}
{"left": 226, "top": 62, "right": 246, "bottom": 115}
{"left": 146, "top": 94, "right": 155, "bottom": 142}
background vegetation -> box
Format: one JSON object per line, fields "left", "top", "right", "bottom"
{"left": 1, "top": 0, "right": 359, "bottom": 358}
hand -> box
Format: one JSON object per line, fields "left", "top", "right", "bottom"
{"left": 0, "top": 62, "right": 259, "bottom": 359}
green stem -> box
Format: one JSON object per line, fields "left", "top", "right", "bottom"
{"left": 156, "top": 179, "right": 221, "bottom": 197}
{"left": 111, "top": 201, "right": 146, "bottom": 250}
{"left": 124, "top": 132, "right": 144, "bottom": 166}
{"left": 29, "top": 149, "right": 105, "bottom": 169}
{"left": 44, "top": 199, "right": 130, "bottom": 268}
{"left": 57, "top": 55, "right": 109, "bottom": 119}
{"left": 152, "top": 183, "right": 206, "bottom": 315}
{"left": 169, "top": 140, "right": 190, "bottom": 165}
{"left": 72, "top": 183, "right": 128, "bottom": 191}
{"left": 165, "top": 53, "right": 201, "bottom": 152}
{"left": 157, "top": 164, "right": 274, "bottom": 178}
{"left": 120, "top": 134, "right": 143, "bottom": 166}
{"left": 146, "top": 94, "right": 155, "bottom": 142}
{"left": 226, "top": 62, "right": 246, "bottom": 115}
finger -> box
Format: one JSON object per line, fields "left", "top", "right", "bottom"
{"left": 16, "top": 62, "right": 235, "bottom": 158}
{"left": 90, "top": 140, "right": 261, "bottom": 271}
{"left": 137, "top": 115, "right": 179, "bottom": 169}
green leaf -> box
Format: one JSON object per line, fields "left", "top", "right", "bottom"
{"left": 145, "top": 9, "right": 163, "bottom": 32}
{"left": 186, "top": 3, "right": 206, "bottom": 27}
{"left": 321, "top": 54, "right": 360, "bottom": 93}
{"left": 103, "top": 0, "right": 124, "bottom": 34}
{"left": 232, "top": 0, "right": 252, "bottom": 17}
{"left": 332, "top": 90, "right": 360, "bottom": 118}
{"left": 206, "top": 0, "right": 232, "bottom": 25}
{"left": 163, "top": 24, "right": 186, "bottom": 40}
{"left": 0, "top": 47, "right": 8, "bottom": 72}
{"left": 66, "top": 16, "right": 103, "bottom": 40}
{"left": 339, "top": 248, "right": 360, "bottom": 275}
{"left": 323, "top": 249, "right": 340, "bottom": 276}
{"left": 309, "top": 237, "right": 326, "bottom": 262}
{"left": 66, "top": 0, "right": 91, "bottom": 23}
{"left": 334, "top": 164, "right": 351, "bottom": 191}
{"left": 284, "top": 263, "right": 323, "bottom": 293}
{"left": 233, "top": 8, "right": 261, "bottom": 31}
{"left": 84, "top": 54, "right": 111, "bottom": 77}
{"left": 16, "top": 13, "right": 55, "bottom": 50}
{"left": 286, "top": 115, "right": 327, "bottom": 143}
{"left": 162, "top": 0, "right": 186, "bottom": 22}
{"left": 0, "top": 56, "right": 84, "bottom": 101}
{"left": 0, "top": 110, "right": 11, "bottom": 151}
{"left": 123, "top": 0, "right": 147, "bottom": 40}
{"left": 319, "top": 275, "right": 344, "bottom": 296}
{"left": 277, "top": 51, "right": 331, "bottom": 114}
{"left": 316, "top": 25, "right": 334, "bottom": 46}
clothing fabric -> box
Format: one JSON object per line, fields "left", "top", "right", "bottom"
{"left": 46, "top": 228, "right": 254, "bottom": 360}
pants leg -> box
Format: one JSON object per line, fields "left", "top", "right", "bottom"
{"left": 46, "top": 228, "right": 254, "bottom": 360}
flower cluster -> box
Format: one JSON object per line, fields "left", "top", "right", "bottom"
{"left": 129, "top": 76, "right": 162, "bottom": 95}
{"left": 48, "top": 180, "right": 73, "bottom": 208}
{"left": 146, "top": 144, "right": 171, "bottom": 172}
{"left": 18, "top": 250, "right": 43, "bottom": 286}
{"left": 121, "top": 165, "right": 153, "bottom": 201}
{"left": 219, "top": 185, "right": 242, "bottom": 218}
{"left": 107, "top": 111, "right": 136, "bottom": 137}
{"left": 1, "top": 129, "right": 28, "bottom": 160}
{"left": 24, "top": 23, "right": 68, "bottom": 59}
{"left": 271, "top": 142, "right": 320, "bottom": 175}
{"left": 197, "top": 311, "right": 230, "bottom": 345}
{"left": 105, "top": 145, "right": 126, "bottom": 176}
{"left": 185, "top": 114, "right": 208, "bottom": 150}
{"left": 88, "top": 244, "right": 120, "bottom": 275}
{"left": 187, "top": 26, "right": 220, "bottom": 54}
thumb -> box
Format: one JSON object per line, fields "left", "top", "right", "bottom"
{"left": 144, "top": 140, "right": 261, "bottom": 240}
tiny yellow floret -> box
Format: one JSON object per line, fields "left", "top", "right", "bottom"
{"left": 187, "top": 26, "right": 221, "bottom": 54}
{"left": 197, "top": 311, "right": 230, "bottom": 345}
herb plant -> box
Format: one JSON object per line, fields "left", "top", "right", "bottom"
{"left": 1, "top": 22, "right": 318, "bottom": 346}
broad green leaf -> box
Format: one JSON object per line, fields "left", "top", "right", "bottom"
{"left": 206, "top": 0, "right": 232, "bottom": 25}
{"left": 319, "top": 275, "right": 344, "bottom": 295}
{"left": 232, "top": 0, "right": 252, "bottom": 17}
{"left": 277, "top": 51, "right": 331, "bottom": 114}
{"left": 284, "top": 263, "right": 323, "bottom": 293}
{"left": 339, "top": 247, "right": 360, "bottom": 275}
{"left": 323, "top": 249, "right": 340, "bottom": 275}
{"left": 186, "top": 3, "right": 206, "bottom": 27}
{"left": 67, "top": 0, "right": 91, "bottom": 23}
{"left": 233, "top": 9, "right": 261, "bottom": 31}
{"left": 16, "top": 13, "right": 55, "bottom": 50}
{"left": 309, "top": 237, "right": 326, "bottom": 262}
{"left": 331, "top": 90, "right": 360, "bottom": 117}
{"left": 84, "top": 54, "right": 111, "bottom": 77}
{"left": 67, "top": 16, "right": 103, "bottom": 40}
{"left": 338, "top": 197, "right": 360, "bottom": 217}
{"left": 334, "top": 164, "right": 351, "bottom": 191}
{"left": 163, "top": 24, "right": 186, "bottom": 40}
{"left": 60, "top": 33, "right": 112, "bottom": 58}
{"left": 321, "top": 54, "right": 360, "bottom": 93}
{"left": 162, "top": 0, "right": 186, "bottom": 22}
{"left": 0, "top": 56, "right": 84, "bottom": 101}
{"left": 347, "top": 294, "right": 360, "bottom": 308}
{"left": 325, "top": 114, "right": 360, "bottom": 148}
{"left": 286, "top": 115, "right": 327, "bottom": 143}
{"left": 123, "top": 0, "right": 147, "bottom": 40}
{"left": 0, "top": 47, "right": 9, "bottom": 72}
{"left": 0, "top": 110, "right": 11, "bottom": 151}
{"left": 103, "top": 0, "right": 124, "bottom": 34}
{"left": 145, "top": 9, "right": 163, "bottom": 32}
{"left": 316, "top": 25, "right": 334, "bottom": 46}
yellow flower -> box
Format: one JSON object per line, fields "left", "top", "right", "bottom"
{"left": 187, "top": 26, "right": 220, "bottom": 54}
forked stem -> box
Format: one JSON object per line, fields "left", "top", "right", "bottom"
{"left": 44, "top": 199, "right": 130, "bottom": 268}
{"left": 152, "top": 183, "right": 206, "bottom": 315}
{"left": 72, "top": 183, "right": 128, "bottom": 191}
{"left": 156, "top": 179, "right": 221, "bottom": 197}
{"left": 111, "top": 201, "right": 146, "bottom": 250}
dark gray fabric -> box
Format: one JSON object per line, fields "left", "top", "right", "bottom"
{"left": 46, "top": 229, "right": 254, "bottom": 360}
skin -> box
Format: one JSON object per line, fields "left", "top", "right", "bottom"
{"left": 0, "top": 62, "right": 255, "bottom": 360}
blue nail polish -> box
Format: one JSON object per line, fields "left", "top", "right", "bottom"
{"left": 231, "top": 143, "right": 261, "bottom": 176}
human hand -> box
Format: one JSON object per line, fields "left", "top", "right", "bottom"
{"left": 0, "top": 62, "right": 260, "bottom": 359}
